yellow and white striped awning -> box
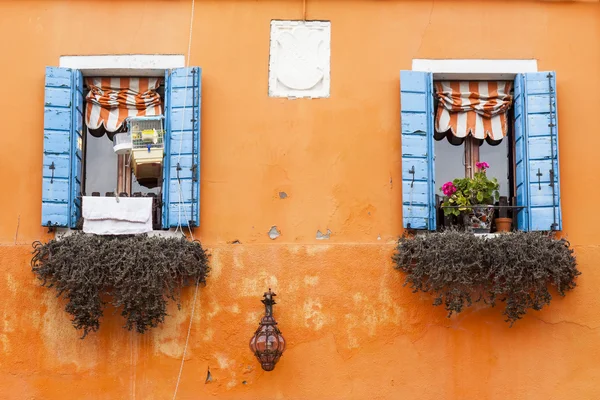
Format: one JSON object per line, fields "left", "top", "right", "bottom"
{"left": 85, "top": 77, "right": 162, "bottom": 137}
{"left": 434, "top": 81, "right": 513, "bottom": 143}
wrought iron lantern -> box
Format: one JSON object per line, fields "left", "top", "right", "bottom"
{"left": 249, "top": 289, "right": 286, "bottom": 371}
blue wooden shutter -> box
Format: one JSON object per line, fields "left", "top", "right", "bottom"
{"left": 163, "top": 67, "right": 202, "bottom": 228}
{"left": 514, "top": 72, "right": 562, "bottom": 231}
{"left": 42, "top": 67, "right": 83, "bottom": 228}
{"left": 400, "top": 71, "right": 436, "bottom": 230}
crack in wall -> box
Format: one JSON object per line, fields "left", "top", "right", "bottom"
{"left": 533, "top": 317, "right": 600, "bottom": 330}
{"left": 415, "top": 0, "right": 435, "bottom": 56}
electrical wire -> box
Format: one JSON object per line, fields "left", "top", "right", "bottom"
{"left": 171, "top": 0, "right": 199, "bottom": 399}
{"left": 172, "top": 273, "right": 201, "bottom": 400}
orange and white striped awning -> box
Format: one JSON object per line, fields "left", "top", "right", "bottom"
{"left": 85, "top": 77, "right": 163, "bottom": 137}
{"left": 434, "top": 81, "right": 513, "bottom": 143}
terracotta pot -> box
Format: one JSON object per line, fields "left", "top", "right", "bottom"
{"left": 495, "top": 218, "right": 512, "bottom": 232}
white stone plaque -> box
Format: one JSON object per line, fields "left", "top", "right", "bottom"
{"left": 269, "top": 20, "right": 331, "bottom": 98}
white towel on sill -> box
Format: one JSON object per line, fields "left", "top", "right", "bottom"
{"left": 82, "top": 196, "right": 153, "bottom": 235}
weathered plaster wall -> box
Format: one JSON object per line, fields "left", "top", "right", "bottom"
{"left": 1, "top": 0, "right": 600, "bottom": 399}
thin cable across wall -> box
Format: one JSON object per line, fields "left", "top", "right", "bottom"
{"left": 172, "top": 0, "right": 199, "bottom": 398}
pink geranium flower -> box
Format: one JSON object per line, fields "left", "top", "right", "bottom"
{"left": 476, "top": 161, "right": 490, "bottom": 170}
{"left": 442, "top": 181, "right": 457, "bottom": 196}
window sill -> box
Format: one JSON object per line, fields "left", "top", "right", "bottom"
{"left": 474, "top": 233, "right": 501, "bottom": 239}
{"left": 415, "top": 231, "right": 516, "bottom": 239}
{"left": 55, "top": 228, "right": 186, "bottom": 239}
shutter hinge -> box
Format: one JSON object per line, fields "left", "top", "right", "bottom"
{"left": 536, "top": 168, "right": 543, "bottom": 190}
{"left": 409, "top": 166, "right": 415, "bottom": 188}
{"left": 191, "top": 164, "right": 198, "bottom": 182}
{"left": 176, "top": 162, "right": 182, "bottom": 183}
{"left": 549, "top": 169, "right": 555, "bottom": 188}
{"left": 49, "top": 162, "right": 55, "bottom": 184}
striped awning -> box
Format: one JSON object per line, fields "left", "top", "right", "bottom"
{"left": 434, "top": 81, "right": 513, "bottom": 144}
{"left": 85, "top": 77, "right": 163, "bottom": 138}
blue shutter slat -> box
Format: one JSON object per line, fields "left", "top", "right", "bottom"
{"left": 400, "top": 70, "right": 435, "bottom": 230}
{"left": 45, "top": 67, "right": 72, "bottom": 87}
{"left": 401, "top": 182, "right": 430, "bottom": 205}
{"left": 44, "top": 108, "right": 72, "bottom": 131}
{"left": 170, "top": 108, "right": 197, "bottom": 132}
{"left": 401, "top": 158, "right": 429, "bottom": 181}
{"left": 527, "top": 113, "right": 554, "bottom": 136}
{"left": 401, "top": 135, "right": 429, "bottom": 157}
{"left": 42, "top": 67, "right": 83, "bottom": 228}
{"left": 42, "top": 204, "right": 70, "bottom": 227}
{"left": 42, "top": 155, "right": 70, "bottom": 202}
{"left": 42, "top": 154, "right": 70, "bottom": 176}
{"left": 163, "top": 67, "right": 201, "bottom": 228}
{"left": 170, "top": 88, "right": 196, "bottom": 108}
{"left": 44, "top": 88, "right": 73, "bottom": 108}
{"left": 514, "top": 72, "right": 562, "bottom": 231}
{"left": 169, "top": 155, "right": 195, "bottom": 179}
{"left": 43, "top": 131, "right": 70, "bottom": 154}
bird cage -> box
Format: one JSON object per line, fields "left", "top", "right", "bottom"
{"left": 127, "top": 116, "right": 165, "bottom": 181}
{"left": 129, "top": 116, "right": 165, "bottom": 150}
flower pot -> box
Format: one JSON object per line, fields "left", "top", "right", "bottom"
{"left": 463, "top": 205, "right": 495, "bottom": 233}
{"left": 494, "top": 218, "right": 512, "bottom": 233}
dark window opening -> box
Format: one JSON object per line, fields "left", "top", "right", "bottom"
{"left": 81, "top": 80, "right": 165, "bottom": 230}
{"left": 434, "top": 84, "right": 517, "bottom": 232}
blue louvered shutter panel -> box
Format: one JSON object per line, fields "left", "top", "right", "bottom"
{"left": 514, "top": 72, "right": 562, "bottom": 231}
{"left": 400, "top": 71, "right": 436, "bottom": 230}
{"left": 42, "top": 67, "right": 83, "bottom": 228}
{"left": 163, "top": 67, "right": 202, "bottom": 228}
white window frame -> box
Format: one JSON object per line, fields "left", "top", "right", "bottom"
{"left": 59, "top": 54, "right": 185, "bottom": 77}
{"left": 56, "top": 54, "right": 187, "bottom": 237}
{"left": 412, "top": 58, "right": 538, "bottom": 80}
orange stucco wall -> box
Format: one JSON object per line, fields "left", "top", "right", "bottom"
{"left": 1, "top": 0, "right": 600, "bottom": 399}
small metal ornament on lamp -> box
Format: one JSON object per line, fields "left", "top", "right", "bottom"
{"left": 249, "top": 288, "right": 286, "bottom": 371}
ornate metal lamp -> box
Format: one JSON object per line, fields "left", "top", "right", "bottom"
{"left": 249, "top": 289, "right": 286, "bottom": 371}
